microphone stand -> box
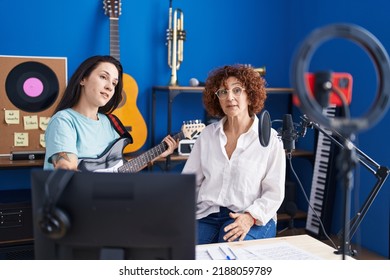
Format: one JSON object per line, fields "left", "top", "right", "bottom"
{"left": 301, "top": 115, "right": 390, "bottom": 258}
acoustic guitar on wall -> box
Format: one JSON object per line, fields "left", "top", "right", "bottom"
{"left": 103, "top": 0, "right": 148, "bottom": 153}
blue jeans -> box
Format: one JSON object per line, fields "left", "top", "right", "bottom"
{"left": 197, "top": 207, "right": 276, "bottom": 245}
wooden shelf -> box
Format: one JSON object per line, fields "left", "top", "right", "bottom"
{"left": 148, "top": 149, "right": 313, "bottom": 168}
{"left": 0, "top": 157, "right": 43, "bottom": 168}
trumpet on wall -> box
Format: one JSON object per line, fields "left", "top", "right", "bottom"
{"left": 244, "top": 64, "right": 266, "bottom": 76}
{"left": 166, "top": 0, "right": 186, "bottom": 86}
{"left": 254, "top": 66, "right": 266, "bottom": 76}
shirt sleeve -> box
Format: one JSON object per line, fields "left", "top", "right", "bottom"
{"left": 45, "top": 114, "right": 78, "bottom": 165}
{"left": 245, "top": 130, "right": 286, "bottom": 225}
{"left": 182, "top": 133, "right": 205, "bottom": 188}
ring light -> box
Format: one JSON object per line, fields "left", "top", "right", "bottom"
{"left": 291, "top": 23, "right": 390, "bottom": 135}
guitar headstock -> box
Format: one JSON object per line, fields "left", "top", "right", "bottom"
{"left": 181, "top": 120, "right": 205, "bottom": 140}
{"left": 103, "top": 0, "right": 122, "bottom": 19}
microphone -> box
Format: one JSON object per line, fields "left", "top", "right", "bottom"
{"left": 281, "top": 114, "right": 297, "bottom": 154}
{"left": 189, "top": 78, "right": 205, "bottom": 87}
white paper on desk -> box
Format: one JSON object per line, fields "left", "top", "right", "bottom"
{"left": 240, "top": 241, "right": 322, "bottom": 260}
{"left": 196, "top": 241, "right": 322, "bottom": 260}
{"left": 207, "top": 245, "right": 237, "bottom": 260}
{"left": 206, "top": 247, "right": 226, "bottom": 260}
{"left": 196, "top": 245, "right": 238, "bottom": 260}
{"left": 195, "top": 247, "right": 212, "bottom": 260}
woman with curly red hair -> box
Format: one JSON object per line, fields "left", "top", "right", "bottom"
{"left": 182, "top": 64, "right": 286, "bottom": 244}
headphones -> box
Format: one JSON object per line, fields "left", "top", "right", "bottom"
{"left": 37, "top": 169, "right": 75, "bottom": 239}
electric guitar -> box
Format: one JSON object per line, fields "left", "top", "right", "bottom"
{"left": 78, "top": 121, "right": 205, "bottom": 173}
{"left": 103, "top": 0, "right": 148, "bottom": 153}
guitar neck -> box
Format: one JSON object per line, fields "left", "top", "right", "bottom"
{"left": 110, "top": 18, "right": 120, "bottom": 60}
{"left": 118, "top": 131, "right": 184, "bottom": 173}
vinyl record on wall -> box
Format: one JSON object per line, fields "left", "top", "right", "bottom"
{"left": 0, "top": 55, "right": 67, "bottom": 157}
{"left": 5, "top": 61, "right": 60, "bottom": 112}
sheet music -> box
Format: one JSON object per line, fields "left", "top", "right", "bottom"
{"left": 196, "top": 241, "right": 322, "bottom": 260}
{"left": 195, "top": 247, "right": 212, "bottom": 260}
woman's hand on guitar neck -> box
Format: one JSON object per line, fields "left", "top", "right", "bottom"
{"left": 159, "top": 135, "right": 179, "bottom": 159}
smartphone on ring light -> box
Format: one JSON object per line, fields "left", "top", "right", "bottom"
{"left": 293, "top": 72, "right": 353, "bottom": 107}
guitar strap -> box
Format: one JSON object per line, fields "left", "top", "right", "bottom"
{"left": 107, "top": 114, "right": 133, "bottom": 143}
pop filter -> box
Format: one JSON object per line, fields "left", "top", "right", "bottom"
{"left": 259, "top": 110, "right": 271, "bottom": 147}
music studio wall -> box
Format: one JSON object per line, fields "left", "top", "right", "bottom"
{"left": 0, "top": 0, "right": 389, "bottom": 258}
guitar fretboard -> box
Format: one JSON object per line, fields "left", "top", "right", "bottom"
{"left": 110, "top": 18, "right": 120, "bottom": 60}
{"left": 118, "top": 131, "right": 184, "bottom": 173}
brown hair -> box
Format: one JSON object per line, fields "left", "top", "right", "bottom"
{"left": 54, "top": 55, "right": 124, "bottom": 115}
{"left": 203, "top": 64, "right": 267, "bottom": 118}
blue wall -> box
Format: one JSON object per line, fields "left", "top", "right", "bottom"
{"left": 287, "top": 0, "right": 390, "bottom": 258}
{"left": 0, "top": 0, "right": 389, "bottom": 257}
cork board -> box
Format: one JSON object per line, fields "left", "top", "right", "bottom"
{"left": 0, "top": 55, "right": 67, "bottom": 155}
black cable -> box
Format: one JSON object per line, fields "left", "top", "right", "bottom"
{"left": 287, "top": 155, "right": 338, "bottom": 250}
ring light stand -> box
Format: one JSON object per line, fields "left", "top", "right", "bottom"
{"left": 291, "top": 23, "right": 390, "bottom": 259}
{"left": 300, "top": 114, "right": 389, "bottom": 257}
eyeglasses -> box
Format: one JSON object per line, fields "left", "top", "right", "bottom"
{"left": 215, "top": 87, "right": 245, "bottom": 100}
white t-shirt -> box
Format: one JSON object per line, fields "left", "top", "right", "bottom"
{"left": 44, "top": 108, "right": 119, "bottom": 170}
{"left": 182, "top": 115, "right": 286, "bottom": 225}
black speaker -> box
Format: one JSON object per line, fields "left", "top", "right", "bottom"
{"left": 37, "top": 169, "right": 75, "bottom": 239}
{"left": 0, "top": 243, "right": 34, "bottom": 260}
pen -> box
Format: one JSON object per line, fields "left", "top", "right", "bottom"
{"left": 227, "top": 247, "right": 238, "bottom": 260}
{"left": 219, "top": 246, "right": 235, "bottom": 260}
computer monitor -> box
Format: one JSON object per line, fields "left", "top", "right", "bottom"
{"left": 30, "top": 169, "right": 196, "bottom": 260}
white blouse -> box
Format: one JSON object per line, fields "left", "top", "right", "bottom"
{"left": 182, "top": 115, "right": 286, "bottom": 225}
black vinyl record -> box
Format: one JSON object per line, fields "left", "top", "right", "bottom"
{"left": 5, "top": 61, "right": 60, "bottom": 112}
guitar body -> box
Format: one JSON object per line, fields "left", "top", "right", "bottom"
{"left": 113, "top": 73, "right": 148, "bottom": 153}
{"left": 78, "top": 138, "right": 130, "bottom": 172}
{"left": 104, "top": 0, "right": 147, "bottom": 154}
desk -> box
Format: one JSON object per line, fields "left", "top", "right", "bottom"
{"left": 196, "top": 234, "right": 353, "bottom": 260}
{"left": 0, "top": 157, "right": 43, "bottom": 168}
{"left": 151, "top": 86, "right": 294, "bottom": 146}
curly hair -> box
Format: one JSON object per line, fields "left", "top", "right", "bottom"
{"left": 203, "top": 64, "right": 267, "bottom": 118}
